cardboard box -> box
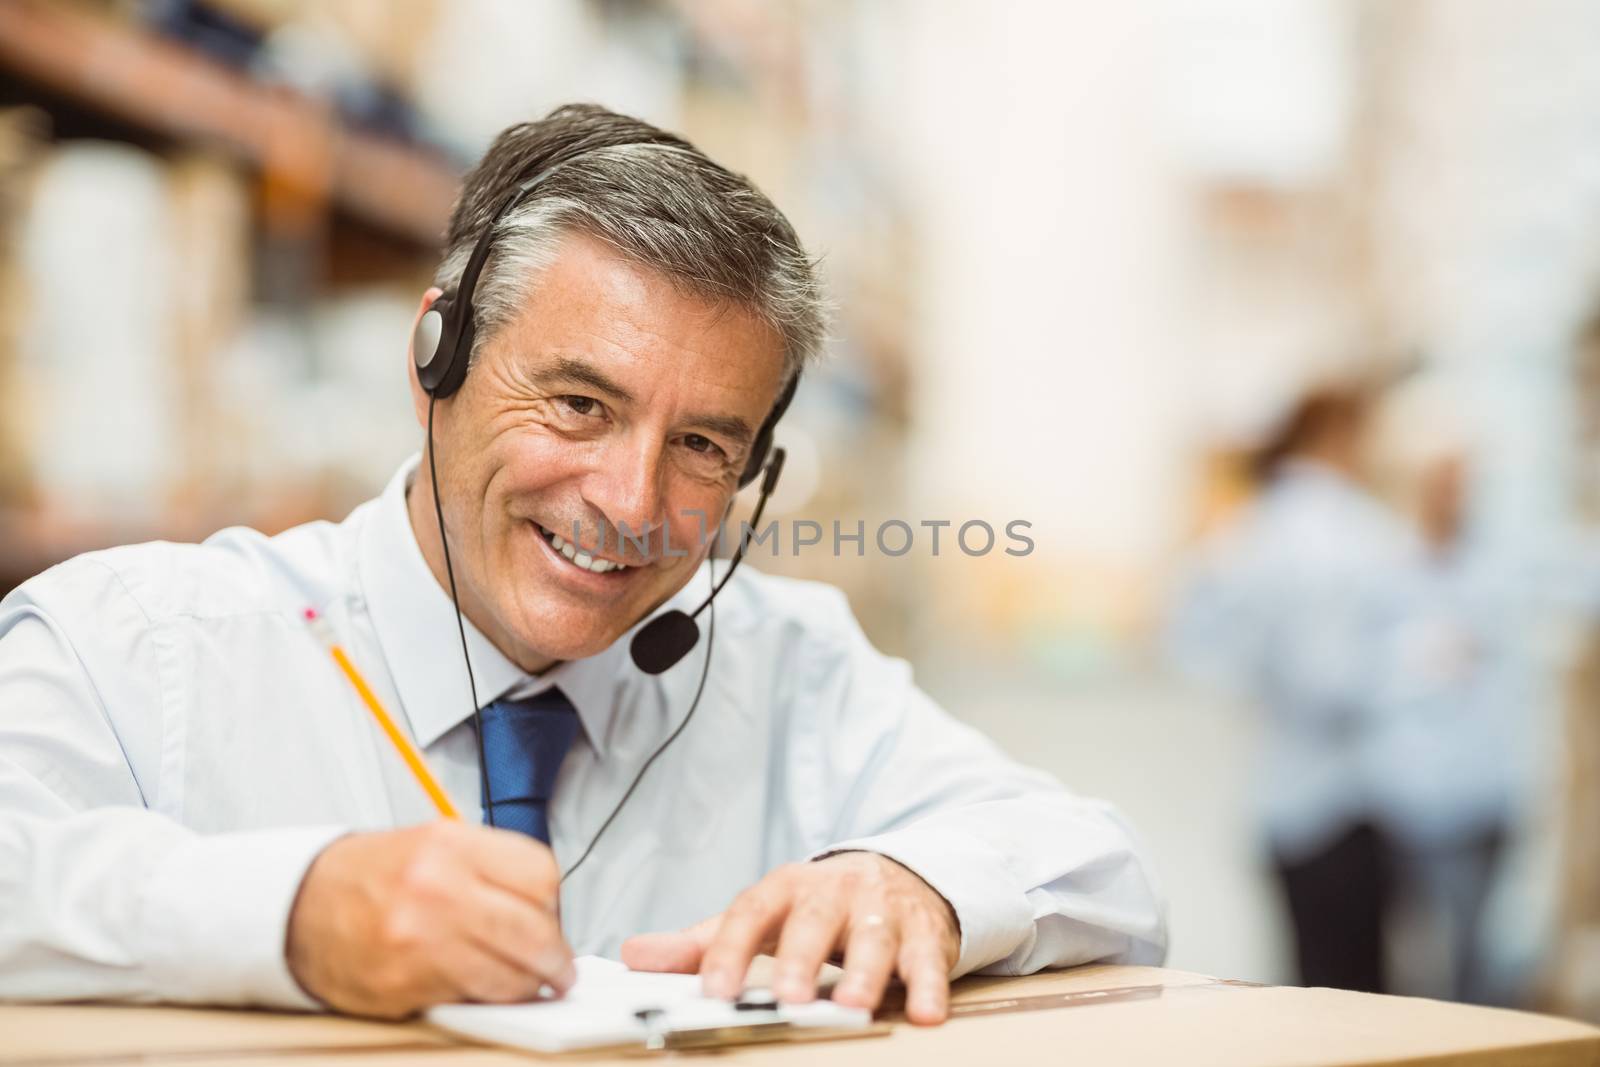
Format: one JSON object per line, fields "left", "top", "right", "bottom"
{"left": 3, "top": 963, "right": 1597, "bottom": 1066}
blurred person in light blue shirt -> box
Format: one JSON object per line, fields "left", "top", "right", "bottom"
{"left": 1169, "top": 386, "right": 1413, "bottom": 994}
{"left": 1367, "top": 442, "right": 1531, "bottom": 1005}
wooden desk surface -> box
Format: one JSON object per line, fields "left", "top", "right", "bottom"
{"left": 4, "top": 964, "right": 1598, "bottom": 1067}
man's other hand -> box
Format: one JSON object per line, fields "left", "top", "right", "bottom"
{"left": 285, "top": 821, "right": 574, "bottom": 1018}
{"left": 620, "top": 852, "right": 960, "bottom": 1024}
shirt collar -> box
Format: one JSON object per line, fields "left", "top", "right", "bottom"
{"left": 358, "top": 456, "right": 639, "bottom": 757}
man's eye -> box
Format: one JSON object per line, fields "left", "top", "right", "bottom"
{"left": 560, "top": 396, "right": 601, "bottom": 417}
{"left": 682, "top": 434, "right": 725, "bottom": 457}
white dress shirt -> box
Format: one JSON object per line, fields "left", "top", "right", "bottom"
{"left": 0, "top": 458, "right": 1167, "bottom": 1009}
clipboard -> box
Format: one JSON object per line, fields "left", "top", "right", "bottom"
{"left": 426, "top": 958, "right": 883, "bottom": 1055}
{"left": 429, "top": 994, "right": 886, "bottom": 1055}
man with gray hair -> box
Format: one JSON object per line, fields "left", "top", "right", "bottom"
{"left": 0, "top": 104, "right": 1165, "bottom": 1024}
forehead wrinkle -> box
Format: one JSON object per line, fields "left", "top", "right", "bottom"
{"left": 529, "top": 354, "right": 637, "bottom": 403}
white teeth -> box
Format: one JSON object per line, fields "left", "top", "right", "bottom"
{"left": 539, "top": 525, "right": 629, "bottom": 574}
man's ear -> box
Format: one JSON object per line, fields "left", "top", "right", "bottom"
{"left": 408, "top": 287, "right": 446, "bottom": 429}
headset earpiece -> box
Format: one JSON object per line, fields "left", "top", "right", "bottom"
{"left": 412, "top": 302, "right": 446, "bottom": 378}
{"left": 738, "top": 373, "right": 799, "bottom": 489}
{"left": 414, "top": 294, "right": 473, "bottom": 399}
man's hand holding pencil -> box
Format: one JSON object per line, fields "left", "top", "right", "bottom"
{"left": 291, "top": 609, "right": 575, "bottom": 1018}
{"left": 285, "top": 821, "right": 574, "bottom": 1017}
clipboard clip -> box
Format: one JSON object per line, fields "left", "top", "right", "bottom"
{"left": 631, "top": 990, "right": 884, "bottom": 1053}
{"left": 634, "top": 999, "right": 791, "bottom": 1052}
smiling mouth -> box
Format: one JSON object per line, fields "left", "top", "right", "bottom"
{"left": 534, "top": 524, "right": 640, "bottom": 575}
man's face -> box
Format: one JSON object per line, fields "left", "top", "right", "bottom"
{"left": 413, "top": 232, "right": 787, "bottom": 670}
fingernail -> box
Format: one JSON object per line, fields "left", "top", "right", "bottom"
{"left": 914, "top": 991, "right": 944, "bottom": 1021}
{"left": 702, "top": 972, "right": 733, "bottom": 999}
{"left": 777, "top": 976, "right": 811, "bottom": 1001}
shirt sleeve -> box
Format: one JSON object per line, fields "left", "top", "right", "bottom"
{"left": 795, "top": 590, "right": 1168, "bottom": 978}
{"left": 0, "top": 561, "right": 343, "bottom": 1008}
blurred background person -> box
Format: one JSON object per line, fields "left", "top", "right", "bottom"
{"left": 1168, "top": 384, "right": 1411, "bottom": 993}
{"left": 1365, "top": 410, "right": 1527, "bottom": 1006}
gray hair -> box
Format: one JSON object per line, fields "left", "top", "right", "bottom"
{"left": 433, "top": 104, "right": 826, "bottom": 382}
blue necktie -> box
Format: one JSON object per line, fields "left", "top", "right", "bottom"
{"left": 478, "top": 687, "right": 579, "bottom": 843}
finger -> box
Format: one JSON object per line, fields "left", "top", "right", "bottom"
{"left": 772, "top": 894, "right": 849, "bottom": 1003}
{"left": 621, "top": 914, "right": 721, "bottom": 973}
{"left": 461, "top": 827, "right": 562, "bottom": 910}
{"left": 463, "top": 883, "right": 576, "bottom": 994}
{"left": 700, "top": 881, "right": 792, "bottom": 999}
{"left": 897, "top": 934, "right": 952, "bottom": 1025}
{"left": 832, "top": 912, "right": 900, "bottom": 1012}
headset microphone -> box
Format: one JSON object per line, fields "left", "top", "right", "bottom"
{"left": 630, "top": 446, "right": 786, "bottom": 675}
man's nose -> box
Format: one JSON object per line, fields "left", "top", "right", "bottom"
{"left": 582, "top": 435, "right": 667, "bottom": 552}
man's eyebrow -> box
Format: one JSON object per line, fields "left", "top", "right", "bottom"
{"left": 534, "top": 354, "right": 756, "bottom": 444}
{"left": 686, "top": 412, "right": 755, "bottom": 444}
{"left": 532, "top": 356, "right": 636, "bottom": 404}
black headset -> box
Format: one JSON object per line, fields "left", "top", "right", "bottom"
{"left": 413, "top": 144, "right": 797, "bottom": 880}
{"left": 412, "top": 154, "right": 797, "bottom": 491}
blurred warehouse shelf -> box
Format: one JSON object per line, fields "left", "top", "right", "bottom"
{"left": 0, "top": 0, "right": 464, "bottom": 593}
{"left": 0, "top": 4, "right": 457, "bottom": 598}
{"left": 0, "top": 0, "right": 458, "bottom": 248}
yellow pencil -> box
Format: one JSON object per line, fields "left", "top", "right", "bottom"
{"left": 304, "top": 607, "right": 461, "bottom": 820}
